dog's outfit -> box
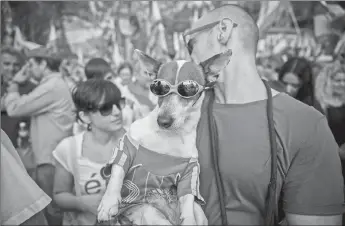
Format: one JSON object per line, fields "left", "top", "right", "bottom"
{"left": 105, "top": 134, "right": 205, "bottom": 224}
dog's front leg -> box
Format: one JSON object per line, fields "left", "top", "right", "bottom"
{"left": 179, "top": 194, "right": 197, "bottom": 225}
{"left": 98, "top": 164, "right": 124, "bottom": 222}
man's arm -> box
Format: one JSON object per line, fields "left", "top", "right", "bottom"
{"left": 4, "top": 82, "right": 56, "bottom": 117}
{"left": 286, "top": 213, "right": 342, "bottom": 225}
{"left": 283, "top": 116, "right": 344, "bottom": 225}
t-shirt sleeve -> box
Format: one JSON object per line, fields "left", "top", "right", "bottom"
{"left": 177, "top": 159, "right": 205, "bottom": 205}
{"left": 52, "top": 138, "right": 72, "bottom": 173}
{"left": 283, "top": 116, "right": 344, "bottom": 215}
{"left": 101, "top": 134, "right": 137, "bottom": 179}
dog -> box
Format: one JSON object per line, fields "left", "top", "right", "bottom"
{"left": 97, "top": 49, "right": 232, "bottom": 225}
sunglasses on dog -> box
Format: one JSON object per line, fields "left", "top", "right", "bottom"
{"left": 150, "top": 79, "right": 210, "bottom": 98}
{"left": 93, "top": 97, "right": 126, "bottom": 116}
{"left": 183, "top": 18, "right": 238, "bottom": 55}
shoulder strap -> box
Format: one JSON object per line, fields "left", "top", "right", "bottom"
{"left": 70, "top": 134, "right": 82, "bottom": 197}
{"left": 262, "top": 80, "right": 279, "bottom": 226}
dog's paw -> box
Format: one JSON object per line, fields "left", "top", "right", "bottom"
{"left": 97, "top": 195, "right": 121, "bottom": 222}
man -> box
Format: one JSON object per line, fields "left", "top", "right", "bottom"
{"left": 1, "top": 46, "right": 36, "bottom": 146}
{"left": 4, "top": 46, "right": 75, "bottom": 225}
{"left": 185, "top": 5, "right": 344, "bottom": 225}
{"left": 1, "top": 129, "right": 51, "bottom": 225}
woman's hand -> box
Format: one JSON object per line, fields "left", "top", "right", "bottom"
{"left": 78, "top": 194, "right": 104, "bottom": 215}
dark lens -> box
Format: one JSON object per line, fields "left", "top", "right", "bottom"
{"left": 187, "top": 39, "right": 195, "bottom": 55}
{"left": 177, "top": 81, "right": 199, "bottom": 97}
{"left": 99, "top": 103, "right": 113, "bottom": 116}
{"left": 118, "top": 97, "right": 126, "bottom": 110}
{"left": 150, "top": 80, "right": 170, "bottom": 96}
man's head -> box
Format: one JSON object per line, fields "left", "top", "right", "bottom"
{"left": 28, "top": 57, "right": 62, "bottom": 81}
{"left": 185, "top": 4, "right": 259, "bottom": 64}
{"left": 26, "top": 47, "right": 63, "bottom": 81}
{"left": 84, "top": 58, "right": 113, "bottom": 81}
{"left": 1, "top": 46, "right": 24, "bottom": 83}
{"left": 135, "top": 49, "right": 231, "bottom": 133}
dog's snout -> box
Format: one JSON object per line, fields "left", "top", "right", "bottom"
{"left": 157, "top": 115, "right": 174, "bottom": 128}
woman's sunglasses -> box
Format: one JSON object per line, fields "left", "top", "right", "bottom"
{"left": 150, "top": 79, "right": 210, "bottom": 98}
{"left": 93, "top": 97, "right": 126, "bottom": 116}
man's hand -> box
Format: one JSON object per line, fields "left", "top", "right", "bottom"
{"left": 12, "top": 63, "right": 31, "bottom": 84}
{"left": 7, "top": 82, "right": 19, "bottom": 93}
{"left": 97, "top": 191, "right": 122, "bottom": 222}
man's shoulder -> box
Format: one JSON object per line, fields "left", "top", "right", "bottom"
{"left": 273, "top": 93, "right": 324, "bottom": 125}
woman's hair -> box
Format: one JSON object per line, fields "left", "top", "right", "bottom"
{"left": 117, "top": 62, "right": 133, "bottom": 75}
{"left": 278, "top": 57, "right": 314, "bottom": 103}
{"left": 84, "top": 58, "right": 112, "bottom": 80}
{"left": 72, "top": 79, "right": 122, "bottom": 122}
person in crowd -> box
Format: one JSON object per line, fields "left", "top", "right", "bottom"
{"left": 315, "top": 59, "right": 345, "bottom": 146}
{"left": 53, "top": 79, "right": 125, "bottom": 225}
{"left": 278, "top": 57, "right": 323, "bottom": 112}
{"left": 3, "top": 46, "right": 75, "bottom": 225}
{"left": 1, "top": 47, "right": 35, "bottom": 145}
{"left": 84, "top": 58, "right": 114, "bottom": 81}
{"left": 1, "top": 47, "right": 36, "bottom": 177}
{"left": 1, "top": 129, "right": 51, "bottom": 226}
{"left": 185, "top": 4, "right": 343, "bottom": 225}
{"left": 115, "top": 62, "right": 156, "bottom": 129}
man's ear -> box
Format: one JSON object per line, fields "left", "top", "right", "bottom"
{"left": 134, "top": 49, "right": 162, "bottom": 79}
{"left": 199, "top": 49, "right": 232, "bottom": 83}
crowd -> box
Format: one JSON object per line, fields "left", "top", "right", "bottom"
{"left": 1, "top": 3, "right": 345, "bottom": 226}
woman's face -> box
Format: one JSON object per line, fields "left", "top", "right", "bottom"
{"left": 281, "top": 72, "right": 302, "bottom": 97}
{"left": 331, "top": 71, "right": 345, "bottom": 97}
{"left": 119, "top": 67, "right": 132, "bottom": 86}
{"left": 87, "top": 103, "right": 123, "bottom": 132}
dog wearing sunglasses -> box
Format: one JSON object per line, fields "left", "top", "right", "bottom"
{"left": 97, "top": 49, "right": 232, "bottom": 225}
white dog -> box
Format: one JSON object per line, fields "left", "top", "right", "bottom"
{"left": 97, "top": 49, "right": 232, "bottom": 225}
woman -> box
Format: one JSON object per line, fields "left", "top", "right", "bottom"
{"left": 315, "top": 60, "right": 345, "bottom": 146}
{"left": 52, "top": 79, "right": 126, "bottom": 225}
{"left": 114, "top": 62, "right": 157, "bottom": 130}
{"left": 278, "top": 57, "right": 323, "bottom": 112}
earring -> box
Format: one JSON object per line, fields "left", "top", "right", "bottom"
{"left": 87, "top": 124, "right": 92, "bottom": 131}
{"left": 218, "top": 34, "right": 223, "bottom": 41}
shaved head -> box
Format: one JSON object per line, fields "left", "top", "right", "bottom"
{"left": 193, "top": 4, "right": 259, "bottom": 54}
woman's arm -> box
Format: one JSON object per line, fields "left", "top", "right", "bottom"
{"left": 53, "top": 162, "right": 102, "bottom": 214}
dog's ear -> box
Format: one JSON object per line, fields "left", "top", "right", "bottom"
{"left": 134, "top": 49, "right": 162, "bottom": 79}
{"left": 199, "top": 49, "right": 232, "bottom": 84}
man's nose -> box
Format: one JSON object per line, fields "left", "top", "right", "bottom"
{"left": 157, "top": 115, "right": 174, "bottom": 128}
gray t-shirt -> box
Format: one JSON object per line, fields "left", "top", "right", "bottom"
{"left": 197, "top": 93, "right": 344, "bottom": 225}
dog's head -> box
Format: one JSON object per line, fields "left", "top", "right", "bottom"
{"left": 135, "top": 49, "right": 232, "bottom": 133}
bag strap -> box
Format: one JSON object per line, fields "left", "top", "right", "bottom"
{"left": 262, "top": 80, "right": 279, "bottom": 226}
{"left": 70, "top": 135, "right": 82, "bottom": 197}
{"left": 207, "top": 90, "right": 228, "bottom": 225}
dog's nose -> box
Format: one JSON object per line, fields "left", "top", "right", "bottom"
{"left": 157, "top": 115, "right": 174, "bottom": 128}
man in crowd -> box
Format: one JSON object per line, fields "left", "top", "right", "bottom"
{"left": 1, "top": 46, "right": 36, "bottom": 146}
{"left": 1, "top": 129, "right": 51, "bottom": 226}
{"left": 3, "top": 46, "right": 75, "bottom": 225}
{"left": 186, "top": 4, "right": 344, "bottom": 225}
